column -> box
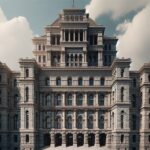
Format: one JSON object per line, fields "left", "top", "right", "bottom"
{"left": 64, "top": 30, "right": 66, "bottom": 41}
{"left": 62, "top": 132, "right": 66, "bottom": 147}
{"left": 51, "top": 132, "right": 55, "bottom": 147}
{"left": 68, "top": 29, "right": 70, "bottom": 42}
{"left": 84, "top": 111, "right": 87, "bottom": 129}
{"left": 73, "top": 133, "right": 77, "bottom": 147}
{"left": 94, "top": 110, "right": 98, "bottom": 129}
{"left": 62, "top": 110, "right": 65, "bottom": 129}
{"left": 62, "top": 93, "right": 65, "bottom": 106}
{"left": 98, "top": 51, "right": 103, "bottom": 66}
{"left": 78, "top": 30, "right": 80, "bottom": 42}
{"left": 83, "top": 30, "right": 85, "bottom": 41}
{"left": 95, "top": 132, "right": 99, "bottom": 147}
{"left": 73, "top": 29, "right": 75, "bottom": 42}
{"left": 85, "top": 30, "right": 87, "bottom": 41}
{"left": 60, "top": 30, "right": 63, "bottom": 42}
{"left": 84, "top": 132, "right": 88, "bottom": 147}
{"left": 95, "top": 93, "right": 98, "bottom": 106}
{"left": 73, "top": 92, "right": 76, "bottom": 106}
{"left": 84, "top": 93, "right": 87, "bottom": 106}
{"left": 73, "top": 111, "right": 76, "bottom": 129}
{"left": 52, "top": 111, "right": 55, "bottom": 128}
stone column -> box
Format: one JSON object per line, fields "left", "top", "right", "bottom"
{"left": 84, "top": 93, "right": 87, "bottom": 106}
{"left": 95, "top": 132, "right": 99, "bottom": 147}
{"left": 84, "top": 132, "right": 88, "bottom": 147}
{"left": 85, "top": 30, "right": 87, "bottom": 41}
{"left": 73, "top": 133, "right": 77, "bottom": 147}
{"left": 60, "top": 30, "right": 63, "bottom": 42}
{"left": 84, "top": 111, "right": 87, "bottom": 129}
{"left": 78, "top": 30, "right": 80, "bottom": 42}
{"left": 73, "top": 92, "right": 76, "bottom": 106}
{"left": 98, "top": 51, "right": 103, "bottom": 67}
{"left": 64, "top": 30, "right": 66, "bottom": 41}
{"left": 68, "top": 29, "right": 70, "bottom": 42}
{"left": 95, "top": 93, "right": 99, "bottom": 106}
{"left": 62, "top": 110, "right": 65, "bottom": 129}
{"left": 62, "top": 93, "right": 65, "bottom": 106}
{"left": 51, "top": 132, "right": 55, "bottom": 147}
{"left": 52, "top": 111, "right": 55, "bottom": 128}
{"left": 94, "top": 110, "right": 98, "bottom": 129}
{"left": 73, "top": 111, "right": 76, "bottom": 129}
{"left": 62, "top": 132, "right": 66, "bottom": 147}
{"left": 73, "top": 29, "right": 75, "bottom": 42}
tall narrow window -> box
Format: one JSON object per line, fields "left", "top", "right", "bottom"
{"left": 43, "top": 55, "right": 46, "bottom": 63}
{"left": 66, "top": 116, "right": 72, "bottom": 129}
{"left": 56, "top": 94, "right": 61, "bottom": 106}
{"left": 26, "top": 134, "right": 29, "bottom": 143}
{"left": 77, "top": 94, "right": 83, "bottom": 106}
{"left": 14, "top": 94, "right": 18, "bottom": 107}
{"left": 88, "top": 94, "right": 93, "bottom": 106}
{"left": 132, "top": 94, "right": 136, "bottom": 108}
{"left": 148, "top": 74, "right": 150, "bottom": 82}
{"left": 46, "top": 117, "right": 51, "bottom": 128}
{"left": 67, "top": 77, "right": 72, "bottom": 86}
{"left": 99, "top": 93, "right": 105, "bottom": 106}
{"left": 25, "top": 69, "right": 29, "bottom": 78}
{"left": 89, "top": 77, "right": 94, "bottom": 86}
{"left": 25, "top": 87, "right": 29, "bottom": 102}
{"left": 99, "top": 115, "right": 104, "bottom": 129}
{"left": 132, "top": 115, "right": 137, "bottom": 130}
{"left": 78, "top": 77, "right": 83, "bottom": 86}
{"left": 100, "top": 77, "right": 105, "bottom": 86}
{"left": 25, "top": 111, "right": 29, "bottom": 129}
{"left": 121, "top": 68, "right": 124, "bottom": 77}
{"left": 121, "top": 134, "right": 124, "bottom": 143}
{"left": 133, "top": 78, "right": 136, "bottom": 87}
{"left": 88, "top": 115, "right": 93, "bottom": 129}
{"left": 45, "top": 77, "right": 50, "bottom": 86}
{"left": 121, "top": 87, "right": 124, "bottom": 102}
{"left": 56, "top": 77, "right": 61, "bottom": 86}
{"left": 121, "top": 111, "right": 124, "bottom": 129}
{"left": 66, "top": 94, "right": 72, "bottom": 106}
{"left": 77, "top": 116, "right": 83, "bottom": 129}
{"left": 13, "top": 114, "right": 18, "bottom": 130}
{"left": 132, "top": 135, "right": 136, "bottom": 143}
{"left": 14, "top": 79, "right": 17, "bottom": 87}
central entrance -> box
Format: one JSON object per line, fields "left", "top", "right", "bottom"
{"left": 66, "top": 133, "right": 73, "bottom": 147}
{"left": 88, "top": 133, "right": 95, "bottom": 147}
{"left": 55, "top": 133, "right": 62, "bottom": 147}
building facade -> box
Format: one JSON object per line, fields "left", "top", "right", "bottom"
{"left": 0, "top": 8, "right": 150, "bottom": 150}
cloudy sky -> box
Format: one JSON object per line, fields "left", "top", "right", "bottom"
{"left": 0, "top": 0, "right": 150, "bottom": 70}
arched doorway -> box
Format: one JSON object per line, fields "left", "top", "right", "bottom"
{"left": 77, "top": 133, "right": 84, "bottom": 147}
{"left": 66, "top": 133, "right": 73, "bottom": 147}
{"left": 99, "top": 133, "right": 106, "bottom": 147}
{"left": 55, "top": 133, "right": 62, "bottom": 147}
{"left": 88, "top": 133, "right": 95, "bottom": 147}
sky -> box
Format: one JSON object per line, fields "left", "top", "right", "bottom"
{"left": 0, "top": 0, "right": 150, "bottom": 70}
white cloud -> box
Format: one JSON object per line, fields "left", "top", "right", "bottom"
{"left": 86, "top": 0, "right": 150, "bottom": 20}
{"left": 117, "top": 4, "right": 150, "bottom": 69}
{"left": 0, "top": 7, "right": 33, "bottom": 71}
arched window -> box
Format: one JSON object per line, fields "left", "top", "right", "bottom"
{"left": 38, "top": 45, "right": 41, "bottom": 50}
{"left": 133, "top": 78, "right": 136, "bottom": 87}
{"left": 78, "top": 77, "right": 83, "bottom": 86}
{"left": 46, "top": 117, "right": 51, "bottom": 128}
{"left": 55, "top": 116, "right": 61, "bottom": 129}
{"left": 99, "top": 93, "right": 105, "bottom": 106}
{"left": 66, "top": 94, "right": 72, "bottom": 106}
{"left": 26, "top": 134, "right": 29, "bottom": 143}
{"left": 88, "top": 115, "right": 93, "bottom": 129}
{"left": 13, "top": 114, "right": 18, "bottom": 130}
{"left": 100, "top": 77, "right": 105, "bottom": 86}
{"left": 56, "top": 77, "right": 61, "bottom": 86}
{"left": 77, "top": 94, "right": 83, "bottom": 106}
{"left": 121, "top": 87, "right": 124, "bottom": 102}
{"left": 89, "top": 77, "right": 94, "bottom": 86}
{"left": 77, "top": 116, "right": 82, "bottom": 129}
{"left": 132, "top": 94, "right": 136, "bottom": 108}
{"left": 99, "top": 115, "right": 104, "bottom": 129}
{"left": 121, "top": 111, "right": 124, "bottom": 129}
{"left": 56, "top": 94, "right": 61, "bottom": 106}
{"left": 25, "top": 87, "right": 29, "bottom": 102}
{"left": 66, "top": 116, "right": 72, "bottom": 129}
{"left": 67, "top": 77, "right": 72, "bottom": 86}
{"left": 88, "top": 94, "right": 94, "bottom": 106}
{"left": 132, "top": 115, "right": 136, "bottom": 130}
{"left": 25, "top": 111, "right": 29, "bottom": 129}
{"left": 120, "top": 68, "right": 124, "bottom": 77}
{"left": 45, "top": 94, "right": 51, "bottom": 106}
{"left": 25, "top": 69, "right": 29, "bottom": 78}
{"left": 121, "top": 134, "right": 124, "bottom": 143}
{"left": 45, "top": 77, "right": 50, "bottom": 86}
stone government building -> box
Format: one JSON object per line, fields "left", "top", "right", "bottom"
{"left": 0, "top": 8, "right": 150, "bottom": 150}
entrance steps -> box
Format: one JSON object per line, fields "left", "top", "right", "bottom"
{"left": 43, "top": 145, "right": 108, "bottom": 150}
